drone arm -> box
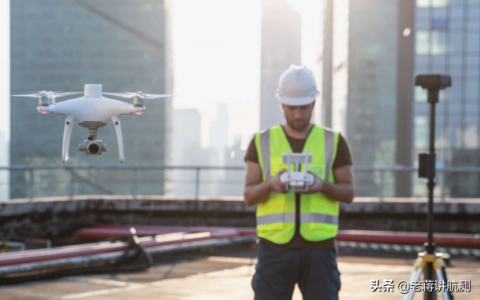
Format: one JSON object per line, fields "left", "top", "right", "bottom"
{"left": 62, "top": 116, "right": 74, "bottom": 163}
{"left": 111, "top": 116, "right": 124, "bottom": 163}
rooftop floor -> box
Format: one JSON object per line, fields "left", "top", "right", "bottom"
{"left": 2, "top": 248, "right": 479, "bottom": 299}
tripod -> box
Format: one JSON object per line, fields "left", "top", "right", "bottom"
{"left": 403, "top": 75, "right": 453, "bottom": 300}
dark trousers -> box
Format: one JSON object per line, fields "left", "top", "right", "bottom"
{"left": 252, "top": 241, "right": 341, "bottom": 300}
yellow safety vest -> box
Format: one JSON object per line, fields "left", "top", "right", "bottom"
{"left": 254, "top": 124, "right": 340, "bottom": 244}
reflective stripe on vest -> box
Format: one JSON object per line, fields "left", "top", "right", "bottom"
{"left": 254, "top": 125, "right": 340, "bottom": 244}
{"left": 300, "top": 213, "right": 338, "bottom": 225}
{"left": 258, "top": 212, "right": 338, "bottom": 226}
{"left": 256, "top": 212, "right": 296, "bottom": 225}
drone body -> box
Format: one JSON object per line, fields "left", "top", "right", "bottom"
{"left": 13, "top": 84, "right": 173, "bottom": 163}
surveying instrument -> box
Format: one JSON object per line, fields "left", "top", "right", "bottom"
{"left": 402, "top": 75, "right": 453, "bottom": 300}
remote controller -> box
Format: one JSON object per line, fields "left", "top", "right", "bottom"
{"left": 280, "top": 172, "right": 314, "bottom": 187}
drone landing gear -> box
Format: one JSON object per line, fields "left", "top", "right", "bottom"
{"left": 62, "top": 116, "right": 74, "bottom": 163}
{"left": 111, "top": 116, "right": 124, "bottom": 163}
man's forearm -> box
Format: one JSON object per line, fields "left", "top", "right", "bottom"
{"left": 244, "top": 179, "right": 272, "bottom": 206}
{"left": 319, "top": 182, "right": 354, "bottom": 203}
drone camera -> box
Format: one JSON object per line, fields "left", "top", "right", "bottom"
{"left": 78, "top": 140, "right": 107, "bottom": 155}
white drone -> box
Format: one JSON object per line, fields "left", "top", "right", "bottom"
{"left": 12, "top": 84, "right": 174, "bottom": 163}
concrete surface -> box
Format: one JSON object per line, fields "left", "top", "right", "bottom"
{"left": 1, "top": 249, "right": 479, "bottom": 299}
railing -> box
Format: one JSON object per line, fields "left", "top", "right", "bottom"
{"left": 1, "top": 165, "right": 480, "bottom": 201}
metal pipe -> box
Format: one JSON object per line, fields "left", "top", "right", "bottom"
{"left": 0, "top": 230, "right": 239, "bottom": 268}
{"left": 74, "top": 225, "right": 257, "bottom": 239}
{"left": 379, "top": 170, "right": 385, "bottom": 201}
{"left": 0, "top": 236, "right": 256, "bottom": 277}
{"left": 75, "top": 226, "right": 480, "bottom": 249}
{"left": 29, "top": 169, "right": 34, "bottom": 201}
{"left": 132, "top": 168, "right": 138, "bottom": 200}
{"left": 195, "top": 168, "right": 201, "bottom": 200}
{"left": 69, "top": 169, "right": 75, "bottom": 200}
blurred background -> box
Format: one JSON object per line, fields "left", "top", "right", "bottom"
{"left": 0, "top": 0, "right": 479, "bottom": 201}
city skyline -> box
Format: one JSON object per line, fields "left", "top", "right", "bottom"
{"left": 1, "top": 1, "right": 480, "bottom": 200}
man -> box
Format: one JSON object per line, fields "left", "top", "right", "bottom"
{"left": 243, "top": 65, "right": 355, "bottom": 300}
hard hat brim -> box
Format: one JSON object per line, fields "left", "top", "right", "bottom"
{"left": 276, "top": 92, "right": 319, "bottom": 106}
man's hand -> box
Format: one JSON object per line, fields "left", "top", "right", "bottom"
{"left": 269, "top": 168, "right": 289, "bottom": 194}
{"left": 297, "top": 171, "right": 324, "bottom": 194}
{"left": 244, "top": 162, "right": 290, "bottom": 206}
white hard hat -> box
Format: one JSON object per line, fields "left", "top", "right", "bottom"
{"left": 275, "top": 65, "right": 320, "bottom": 106}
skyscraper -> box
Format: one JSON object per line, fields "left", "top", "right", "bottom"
{"left": 10, "top": 0, "right": 173, "bottom": 198}
{"left": 209, "top": 104, "right": 228, "bottom": 166}
{"left": 413, "top": 0, "right": 480, "bottom": 197}
{"left": 172, "top": 109, "right": 203, "bottom": 197}
{"left": 220, "top": 135, "right": 246, "bottom": 197}
{"left": 324, "top": 0, "right": 480, "bottom": 198}
{"left": 260, "top": 0, "right": 301, "bottom": 130}
{"left": 330, "top": 0, "right": 399, "bottom": 196}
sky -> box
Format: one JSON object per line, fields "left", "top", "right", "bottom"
{"left": 171, "top": 0, "right": 322, "bottom": 149}
{"left": 171, "top": 0, "right": 261, "bottom": 149}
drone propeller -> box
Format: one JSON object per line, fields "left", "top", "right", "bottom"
{"left": 12, "top": 91, "right": 81, "bottom": 99}
{"left": 12, "top": 91, "right": 48, "bottom": 98}
{"left": 103, "top": 91, "right": 175, "bottom": 100}
{"left": 12, "top": 91, "right": 82, "bottom": 106}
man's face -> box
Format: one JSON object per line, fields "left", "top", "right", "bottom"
{"left": 282, "top": 101, "right": 315, "bottom": 131}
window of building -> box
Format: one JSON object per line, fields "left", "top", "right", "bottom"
{"left": 467, "top": 6, "right": 480, "bottom": 18}
{"left": 414, "top": 116, "right": 429, "bottom": 149}
{"left": 450, "top": 20, "right": 464, "bottom": 30}
{"left": 451, "top": 0, "right": 465, "bottom": 8}
{"left": 465, "top": 125, "right": 478, "bottom": 149}
{"left": 466, "top": 55, "right": 480, "bottom": 67}
{"left": 465, "top": 79, "right": 479, "bottom": 100}
{"left": 417, "top": 0, "right": 451, "bottom": 7}
{"left": 417, "top": 20, "right": 430, "bottom": 30}
{"left": 433, "top": 0, "right": 450, "bottom": 6}
{"left": 415, "top": 86, "right": 428, "bottom": 102}
{"left": 432, "top": 31, "right": 448, "bottom": 54}
{"left": 432, "top": 64, "right": 447, "bottom": 73}
{"left": 465, "top": 102, "right": 479, "bottom": 112}
{"left": 417, "top": 0, "right": 430, "bottom": 7}
{"left": 416, "top": 54, "right": 430, "bottom": 66}
{"left": 432, "top": 19, "right": 448, "bottom": 30}
{"left": 466, "top": 68, "right": 480, "bottom": 77}
{"left": 451, "top": 8, "right": 464, "bottom": 19}
{"left": 416, "top": 31, "right": 430, "bottom": 54}
{"left": 440, "top": 90, "right": 449, "bottom": 102}
{"left": 467, "top": 33, "right": 480, "bottom": 52}
{"left": 449, "top": 32, "right": 463, "bottom": 53}
{"left": 433, "top": 54, "right": 447, "bottom": 66}
{"left": 467, "top": 21, "right": 480, "bottom": 31}
{"left": 449, "top": 68, "right": 463, "bottom": 77}
{"left": 433, "top": 7, "right": 448, "bottom": 18}
{"left": 449, "top": 55, "right": 463, "bottom": 68}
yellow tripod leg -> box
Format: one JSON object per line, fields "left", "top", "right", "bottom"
{"left": 402, "top": 257, "right": 425, "bottom": 300}
{"left": 434, "top": 257, "right": 453, "bottom": 300}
